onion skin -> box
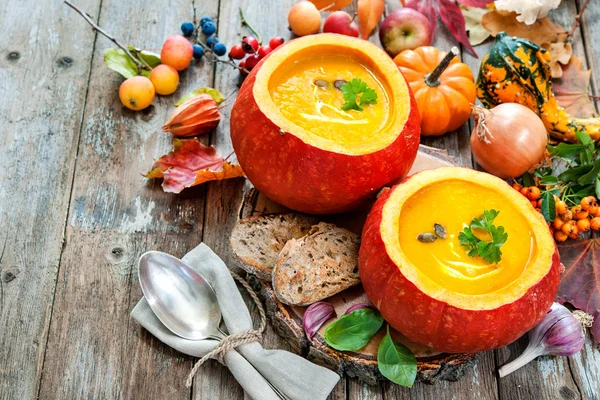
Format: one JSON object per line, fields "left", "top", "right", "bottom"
{"left": 471, "top": 103, "right": 548, "bottom": 179}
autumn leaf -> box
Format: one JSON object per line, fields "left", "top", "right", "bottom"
{"left": 405, "top": 0, "right": 438, "bottom": 34}
{"left": 542, "top": 41, "right": 573, "bottom": 78}
{"left": 554, "top": 55, "right": 599, "bottom": 119}
{"left": 482, "top": 11, "right": 568, "bottom": 45}
{"left": 309, "top": 0, "right": 353, "bottom": 11}
{"left": 145, "top": 138, "right": 245, "bottom": 193}
{"left": 461, "top": 6, "right": 492, "bottom": 46}
{"left": 557, "top": 238, "right": 600, "bottom": 343}
{"left": 357, "top": 0, "right": 385, "bottom": 40}
{"left": 457, "top": 0, "right": 494, "bottom": 7}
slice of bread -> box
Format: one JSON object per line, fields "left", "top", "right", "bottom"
{"left": 272, "top": 222, "right": 361, "bottom": 306}
{"left": 230, "top": 213, "right": 319, "bottom": 280}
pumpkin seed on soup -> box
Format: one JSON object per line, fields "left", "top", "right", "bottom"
{"left": 417, "top": 233, "right": 437, "bottom": 243}
{"left": 314, "top": 79, "right": 328, "bottom": 88}
{"left": 334, "top": 79, "right": 346, "bottom": 90}
{"left": 434, "top": 223, "right": 447, "bottom": 239}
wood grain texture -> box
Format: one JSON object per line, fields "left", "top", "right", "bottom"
{"left": 0, "top": 0, "right": 100, "bottom": 398}
{"left": 38, "top": 0, "right": 217, "bottom": 398}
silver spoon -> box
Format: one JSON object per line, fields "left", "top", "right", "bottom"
{"left": 138, "top": 251, "right": 290, "bottom": 400}
{"left": 138, "top": 251, "right": 227, "bottom": 341}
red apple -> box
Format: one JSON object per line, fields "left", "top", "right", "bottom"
{"left": 379, "top": 8, "right": 432, "bottom": 58}
{"left": 323, "top": 11, "right": 359, "bottom": 37}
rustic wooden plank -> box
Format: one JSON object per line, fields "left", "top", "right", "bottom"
{"left": 37, "top": 0, "right": 218, "bottom": 398}
{"left": 0, "top": 0, "right": 100, "bottom": 398}
{"left": 577, "top": 0, "right": 600, "bottom": 97}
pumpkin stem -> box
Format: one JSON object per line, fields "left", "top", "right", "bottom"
{"left": 471, "top": 105, "right": 494, "bottom": 144}
{"left": 425, "top": 47, "right": 459, "bottom": 88}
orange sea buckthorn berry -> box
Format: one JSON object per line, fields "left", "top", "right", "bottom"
{"left": 553, "top": 218, "right": 565, "bottom": 230}
{"left": 536, "top": 199, "right": 543, "bottom": 208}
{"left": 589, "top": 204, "right": 599, "bottom": 216}
{"left": 561, "top": 210, "right": 573, "bottom": 221}
{"left": 520, "top": 187, "right": 529, "bottom": 197}
{"left": 561, "top": 220, "right": 577, "bottom": 235}
{"left": 577, "top": 218, "right": 591, "bottom": 233}
{"left": 591, "top": 217, "right": 600, "bottom": 231}
{"left": 526, "top": 186, "right": 541, "bottom": 201}
{"left": 512, "top": 183, "right": 523, "bottom": 191}
{"left": 530, "top": 200, "right": 537, "bottom": 208}
{"left": 571, "top": 205, "right": 589, "bottom": 220}
{"left": 580, "top": 196, "right": 597, "bottom": 211}
{"left": 556, "top": 201, "right": 568, "bottom": 215}
{"left": 554, "top": 230, "right": 568, "bottom": 243}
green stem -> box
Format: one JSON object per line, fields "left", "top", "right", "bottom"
{"left": 239, "top": 8, "right": 262, "bottom": 44}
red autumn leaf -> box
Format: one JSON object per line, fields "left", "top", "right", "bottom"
{"left": 557, "top": 238, "right": 600, "bottom": 343}
{"left": 456, "top": 0, "right": 493, "bottom": 7}
{"left": 405, "top": 0, "right": 478, "bottom": 57}
{"left": 145, "top": 138, "right": 245, "bottom": 193}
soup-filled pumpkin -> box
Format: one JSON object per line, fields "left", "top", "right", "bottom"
{"left": 230, "top": 34, "right": 420, "bottom": 214}
{"left": 359, "top": 167, "right": 560, "bottom": 353}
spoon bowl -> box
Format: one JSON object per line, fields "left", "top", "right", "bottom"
{"left": 138, "top": 251, "right": 225, "bottom": 340}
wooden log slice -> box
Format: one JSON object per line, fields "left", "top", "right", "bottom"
{"left": 239, "top": 146, "right": 479, "bottom": 385}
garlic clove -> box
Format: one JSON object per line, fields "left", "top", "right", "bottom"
{"left": 303, "top": 302, "right": 336, "bottom": 340}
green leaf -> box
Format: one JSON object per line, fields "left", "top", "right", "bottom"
{"left": 127, "top": 46, "right": 161, "bottom": 67}
{"left": 540, "top": 176, "right": 558, "bottom": 185}
{"left": 104, "top": 48, "right": 138, "bottom": 78}
{"left": 340, "top": 78, "right": 378, "bottom": 112}
{"left": 558, "top": 164, "right": 594, "bottom": 182}
{"left": 534, "top": 167, "right": 553, "bottom": 178}
{"left": 541, "top": 191, "right": 556, "bottom": 222}
{"left": 596, "top": 177, "right": 600, "bottom": 199}
{"left": 547, "top": 143, "right": 587, "bottom": 158}
{"left": 576, "top": 131, "right": 593, "bottom": 146}
{"left": 175, "top": 87, "right": 225, "bottom": 106}
{"left": 578, "top": 160, "right": 600, "bottom": 186}
{"left": 324, "top": 308, "right": 384, "bottom": 351}
{"left": 522, "top": 172, "right": 535, "bottom": 187}
{"left": 377, "top": 326, "right": 417, "bottom": 387}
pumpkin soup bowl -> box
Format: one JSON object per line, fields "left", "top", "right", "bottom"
{"left": 359, "top": 167, "right": 561, "bottom": 353}
{"left": 230, "top": 33, "right": 420, "bottom": 214}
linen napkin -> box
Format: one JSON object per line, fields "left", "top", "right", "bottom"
{"left": 131, "top": 243, "right": 340, "bottom": 400}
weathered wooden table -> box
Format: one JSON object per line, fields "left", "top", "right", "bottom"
{"left": 2, "top": 0, "right": 599, "bottom": 398}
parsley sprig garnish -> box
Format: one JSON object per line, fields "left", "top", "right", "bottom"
{"left": 340, "top": 78, "right": 378, "bottom": 112}
{"left": 458, "top": 210, "right": 508, "bottom": 264}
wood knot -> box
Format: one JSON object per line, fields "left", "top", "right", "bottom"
{"left": 58, "top": 56, "right": 73, "bottom": 67}
{"left": 7, "top": 51, "right": 20, "bottom": 61}
{"left": 140, "top": 104, "right": 155, "bottom": 120}
{"left": 106, "top": 246, "right": 126, "bottom": 264}
{"left": 2, "top": 268, "right": 19, "bottom": 283}
{"left": 559, "top": 386, "right": 577, "bottom": 400}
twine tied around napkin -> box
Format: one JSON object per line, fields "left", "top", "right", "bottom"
{"left": 185, "top": 269, "right": 266, "bottom": 387}
{"left": 131, "top": 243, "right": 340, "bottom": 400}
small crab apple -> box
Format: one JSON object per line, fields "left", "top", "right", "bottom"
{"left": 242, "top": 36, "right": 259, "bottom": 53}
{"left": 149, "top": 64, "right": 179, "bottom": 95}
{"left": 119, "top": 76, "right": 155, "bottom": 111}
{"left": 323, "top": 11, "right": 359, "bottom": 37}
{"left": 288, "top": 1, "right": 321, "bottom": 36}
{"left": 161, "top": 35, "right": 194, "bottom": 71}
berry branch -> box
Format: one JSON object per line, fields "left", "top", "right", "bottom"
{"left": 568, "top": 0, "right": 591, "bottom": 39}
{"left": 239, "top": 7, "right": 262, "bottom": 45}
{"left": 210, "top": 58, "right": 250, "bottom": 74}
{"left": 64, "top": 0, "right": 152, "bottom": 74}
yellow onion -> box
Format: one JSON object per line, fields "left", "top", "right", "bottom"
{"left": 162, "top": 94, "right": 221, "bottom": 137}
{"left": 470, "top": 103, "right": 548, "bottom": 179}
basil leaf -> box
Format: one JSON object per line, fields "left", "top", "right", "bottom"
{"left": 377, "top": 326, "right": 417, "bottom": 387}
{"left": 104, "top": 48, "right": 138, "bottom": 78}
{"left": 540, "top": 176, "right": 558, "bottom": 185}
{"left": 324, "top": 308, "right": 384, "bottom": 351}
{"left": 547, "top": 143, "right": 587, "bottom": 158}
{"left": 522, "top": 172, "right": 535, "bottom": 187}
{"left": 578, "top": 160, "right": 600, "bottom": 186}
{"left": 541, "top": 191, "right": 556, "bottom": 222}
{"left": 175, "top": 87, "right": 225, "bottom": 106}
{"left": 558, "top": 164, "right": 594, "bottom": 182}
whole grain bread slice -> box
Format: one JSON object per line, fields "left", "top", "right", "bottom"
{"left": 230, "top": 213, "right": 319, "bottom": 280}
{"left": 272, "top": 222, "right": 361, "bottom": 306}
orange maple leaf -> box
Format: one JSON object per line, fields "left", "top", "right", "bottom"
{"left": 554, "top": 55, "right": 599, "bottom": 119}
{"left": 145, "top": 138, "right": 245, "bottom": 193}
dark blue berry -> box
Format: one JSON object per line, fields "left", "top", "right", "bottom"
{"left": 200, "top": 16, "right": 214, "bottom": 26}
{"left": 213, "top": 43, "right": 227, "bottom": 56}
{"left": 201, "top": 21, "right": 216, "bottom": 36}
{"left": 192, "top": 44, "right": 205, "bottom": 60}
{"left": 205, "top": 35, "right": 219, "bottom": 48}
{"left": 180, "top": 22, "right": 195, "bottom": 36}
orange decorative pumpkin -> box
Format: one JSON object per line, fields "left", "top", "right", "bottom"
{"left": 394, "top": 46, "right": 476, "bottom": 136}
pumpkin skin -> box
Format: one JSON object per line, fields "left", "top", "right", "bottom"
{"left": 359, "top": 168, "right": 561, "bottom": 353}
{"left": 394, "top": 46, "right": 476, "bottom": 136}
{"left": 230, "top": 34, "right": 421, "bottom": 214}
{"left": 477, "top": 32, "right": 600, "bottom": 142}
